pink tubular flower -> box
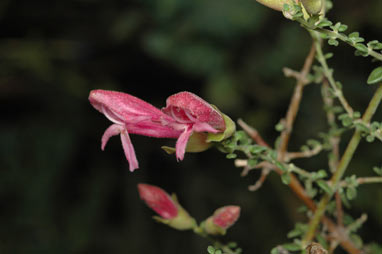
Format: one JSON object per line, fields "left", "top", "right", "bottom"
{"left": 89, "top": 90, "right": 227, "bottom": 171}
{"left": 203, "top": 206, "right": 241, "bottom": 235}
{"left": 137, "top": 183, "right": 196, "bottom": 230}
{"left": 137, "top": 183, "right": 178, "bottom": 219}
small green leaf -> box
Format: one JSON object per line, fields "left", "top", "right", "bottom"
{"left": 316, "top": 169, "right": 328, "bottom": 179}
{"left": 281, "top": 173, "right": 291, "bottom": 185}
{"left": 367, "top": 40, "right": 382, "bottom": 50}
{"left": 207, "top": 246, "right": 215, "bottom": 254}
{"left": 348, "top": 32, "right": 360, "bottom": 38}
{"left": 324, "top": 52, "right": 333, "bottom": 59}
{"left": 248, "top": 158, "right": 258, "bottom": 167}
{"left": 367, "top": 66, "right": 382, "bottom": 85}
{"left": 250, "top": 145, "right": 267, "bottom": 154}
{"left": 354, "top": 123, "right": 370, "bottom": 132}
{"left": 276, "top": 161, "right": 287, "bottom": 171}
{"left": 355, "top": 43, "right": 369, "bottom": 54}
{"left": 366, "top": 135, "right": 375, "bottom": 142}
{"left": 373, "top": 166, "right": 382, "bottom": 176}
{"left": 353, "top": 111, "right": 361, "bottom": 118}
{"left": 226, "top": 153, "right": 237, "bottom": 159}
{"left": 346, "top": 187, "right": 357, "bottom": 200}
{"left": 342, "top": 117, "right": 353, "bottom": 127}
{"left": 275, "top": 122, "right": 284, "bottom": 132}
{"left": 338, "top": 24, "right": 348, "bottom": 32}
{"left": 317, "top": 19, "right": 332, "bottom": 28}
{"left": 282, "top": 243, "right": 302, "bottom": 251}
{"left": 270, "top": 247, "right": 279, "bottom": 254}
{"left": 215, "top": 250, "right": 222, "bottom": 254}
{"left": 328, "top": 39, "right": 339, "bottom": 46}
{"left": 316, "top": 180, "right": 332, "bottom": 195}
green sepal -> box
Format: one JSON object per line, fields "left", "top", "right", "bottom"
{"left": 200, "top": 218, "right": 226, "bottom": 236}
{"left": 161, "top": 132, "right": 212, "bottom": 154}
{"left": 153, "top": 194, "right": 197, "bottom": 231}
{"left": 301, "top": 0, "right": 322, "bottom": 15}
{"left": 206, "top": 112, "right": 236, "bottom": 143}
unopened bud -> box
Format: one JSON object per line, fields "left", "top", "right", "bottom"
{"left": 301, "top": 0, "right": 322, "bottom": 15}
{"left": 138, "top": 184, "right": 196, "bottom": 230}
{"left": 256, "top": 0, "right": 297, "bottom": 11}
{"left": 202, "top": 206, "right": 241, "bottom": 235}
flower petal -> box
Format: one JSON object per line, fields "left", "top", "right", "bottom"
{"left": 192, "top": 122, "right": 220, "bottom": 133}
{"left": 163, "top": 92, "right": 225, "bottom": 131}
{"left": 89, "top": 89, "right": 175, "bottom": 124}
{"left": 126, "top": 121, "right": 182, "bottom": 138}
{"left": 120, "top": 128, "right": 139, "bottom": 172}
{"left": 175, "top": 126, "right": 193, "bottom": 161}
{"left": 101, "top": 124, "right": 123, "bottom": 150}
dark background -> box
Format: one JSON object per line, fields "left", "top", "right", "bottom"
{"left": 0, "top": 0, "right": 381, "bottom": 253}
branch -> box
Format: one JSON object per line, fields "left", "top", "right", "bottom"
{"left": 277, "top": 43, "right": 316, "bottom": 160}
{"left": 303, "top": 84, "right": 382, "bottom": 245}
{"left": 238, "top": 120, "right": 361, "bottom": 254}
{"left": 312, "top": 32, "right": 354, "bottom": 117}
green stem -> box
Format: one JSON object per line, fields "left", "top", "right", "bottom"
{"left": 303, "top": 84, "right": 382, "bottom": 244}
{"left": 315, "top": 28, "right": 382, "bottom": 61}
{"left": 312, "top": 31, "right": 354, "bottom": 116}
{"left": 297, "top": 17, "right": 382, "bottom": 61}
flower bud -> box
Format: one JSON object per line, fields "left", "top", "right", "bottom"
{"left": 301, "top": 0, "right": 322, "bottom": 15}
{"left": 138, "top": 184, "right": 196, "bottom": 230}
{"left": 256, "top": 0, "right": 297, "bottom": 11}
{"left": 202, "top": 206, "right": 241, "bottom": 235}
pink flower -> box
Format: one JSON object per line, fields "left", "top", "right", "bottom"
{"left": 203, "top": 205, "right": 241, "bottom": 235}
{"left": 137, "top": 183, "right": 178, "bottom": 219}
{"left": 89, "top": 90, "right": 226, "bottom": 171}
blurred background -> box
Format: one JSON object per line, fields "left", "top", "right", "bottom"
{"left": 0, "top": 0, "right": 381, "bottom": 253}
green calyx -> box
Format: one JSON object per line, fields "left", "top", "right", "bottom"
{"left": 300, "top": 0, "right": 322, "bottom": 15}
{"left": 206, "top": 112, "right": 236, "bottom": 143}
{"left": 200, "top": 218, "right": 226, "bottom": 235}
{"left": 153, "top": 194, "right": 197, "bottom": 231}
{"left": 256, "top": 0, "right": 295, "bottom": 11}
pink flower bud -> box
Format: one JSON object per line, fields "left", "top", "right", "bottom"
{"left": 203, "top": 206, "right": 241, "bottom": 235}
{"left": 212, "top": 206, "right": 241, "bottom": 229}
{"left": 137, "top": 184, "right": 178, "bottom": 219}
{"left": 137, "top": 183, "right": 197, "bottom": 230}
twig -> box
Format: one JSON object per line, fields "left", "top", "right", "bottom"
{"left": 340, "top": 176, "right": 382, "bottom": 187}
{"left": 322, "top": 80, "right": 340, "bottom": 173}
{"left": 312, "top": 32, "right": 354, "bottom": 117}
{"left": 303, "top": 84, "right": 382, "bottom": 246}
{"left": 239, "top": 120, "right": 361, "bottom": 254}
{"left": 248, "top": 168, "right": 271, "bottom": 191}
{"left": 335, "top": 192, "right": 344, "bottom": 227}
{"left": 346, "top": 214, "right": 367, "bottom": 234}
{"left": 285, "top": 145, "right": 323, "bottom": 161}
{"left": 237, "top": 119, "right": 268, "bottom": 147}
{"left": 277, "top": 43, "right": 316, "bottom": 160}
